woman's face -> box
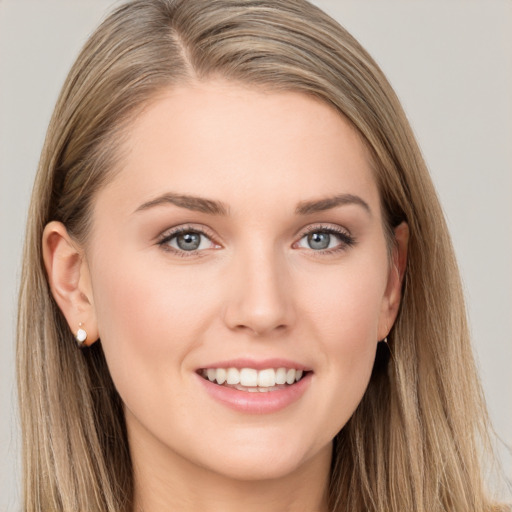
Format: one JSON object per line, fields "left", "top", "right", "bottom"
{"left": 84, "top": 81, "right": 404, "bottom": 482}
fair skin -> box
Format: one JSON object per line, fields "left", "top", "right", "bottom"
{"left": 43, "top": 81, "right": 408, "bottom": 512}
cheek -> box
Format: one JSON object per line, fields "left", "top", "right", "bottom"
{"left": 296, "top": 252, "right": 388, "bottom": 348}
{"left": 93, "top": 248, "right": 214, "bottom": 333}
{"left": 294, "top": 253, "right": 388, "bottom": 432}
{"left": 89, "top": 250, "right": 219, "bottom": 395}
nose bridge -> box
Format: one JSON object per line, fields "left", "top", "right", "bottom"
{"left": 223, "top": 240, "right": 294, "bottom": 336}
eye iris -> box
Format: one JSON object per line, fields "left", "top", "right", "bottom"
{"left": 177, "top": 232, "right": 201, "bottom": 250}
{"left": 308, "top": 232, "right": 330, "bottom": 250}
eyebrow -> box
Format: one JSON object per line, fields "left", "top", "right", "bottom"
{"left": 295, "top": 194, "right": 371, "bottom": 216}
{"left": 134, "top": 191, "right": 371, "bottom": 217}
{"left": 134, "top": 193, "right": 229, "bottom": 216}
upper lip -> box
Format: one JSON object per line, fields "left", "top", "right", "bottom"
{"left": 197, "top": 358, "right": 312, "bottom": 372}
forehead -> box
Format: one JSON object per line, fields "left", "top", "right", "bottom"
{"left": 95, "top": 80, "right": 380, "bottom": 219}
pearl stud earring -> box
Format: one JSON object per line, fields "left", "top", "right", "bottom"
{"left": 76, "top": 323, "right": 87, "bottom": 347}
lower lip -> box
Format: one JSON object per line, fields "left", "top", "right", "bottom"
{"left": 196, "top": 372, "right": 312, "bottom": 414}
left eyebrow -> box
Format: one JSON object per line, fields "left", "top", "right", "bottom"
{"left": 295, "top": 194, "right": 372, "bottom": 216}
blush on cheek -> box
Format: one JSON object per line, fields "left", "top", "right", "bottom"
{"left": 93, "top": 256, "right": 216, "bottom": 383}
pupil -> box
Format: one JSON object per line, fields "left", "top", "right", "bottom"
{"left": 177, "top": 232, "right": 201, "bottom": 250}
{"left": 308, "top": 232, "right": 330, "bottom": 250}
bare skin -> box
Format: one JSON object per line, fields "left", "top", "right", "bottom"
{"left": 43, "top": 80, "right": 408, "bottom": 512}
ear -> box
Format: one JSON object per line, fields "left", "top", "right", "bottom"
{"left": 378, "top": 221, "right": 409, "bottom": 340}
{"left": 42, "top": 221, "right": 99, "bottom": 346}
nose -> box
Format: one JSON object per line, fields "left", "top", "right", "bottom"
{"left": 222, "top": 245, "right": 295, "bottom": 337}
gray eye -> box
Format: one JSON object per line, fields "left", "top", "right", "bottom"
{"left": 162, "top": 228, "right": 217, "bottom": 253}
{"left": 307, "top": 232, "right": 331, "bottom": 250}
{"left": 176, "top": 232, "right": 202, "bottom": 251}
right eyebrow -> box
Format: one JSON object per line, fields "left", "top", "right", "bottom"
{"left": 133, "top": 192, "right": 229, "bottom": 216}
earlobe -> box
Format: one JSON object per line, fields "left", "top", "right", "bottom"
{"left": 379, "top": 221, "right": 409, "bottom": 340}
{"left": 42, "top": 221, "right": 99, "bottom": 346}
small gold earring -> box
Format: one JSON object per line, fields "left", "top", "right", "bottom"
{"left": 76, "top": 323, "right": 87, "bottom": 347}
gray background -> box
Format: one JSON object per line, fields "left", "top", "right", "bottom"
{"left": 1, "top": 0, "right": 511, "bottom": 509}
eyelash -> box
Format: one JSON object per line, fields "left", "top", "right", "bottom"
{"left": 157, "top": 225, "right": 217, "bottom": 258}
{"left": 157, "top": 224, "right": 356, "bottom": 257}
{"left": 296, "top": 225, "right": 356, "bottom": 255}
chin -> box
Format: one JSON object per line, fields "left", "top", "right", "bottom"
{"left": 202, "top": 454, "right": 308, "bottom": 482}
{"left": 190, "top": 434, "right": 332, "bottom": 483}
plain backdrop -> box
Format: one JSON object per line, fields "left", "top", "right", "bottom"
{"left": 1, "top": 1, "right": 511, "bottom": 509}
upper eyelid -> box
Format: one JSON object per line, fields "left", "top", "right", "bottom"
{"left": 158, "top": 224, "right": 217, "bottom": 241}
{"left": 295, "top": 223, "right": 352, "bottom": 238}
{"left": 159, "top": 222, "right": 349, "bottom": 236}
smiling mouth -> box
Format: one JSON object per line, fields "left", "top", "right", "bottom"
{"left": 198, "top": 367, "right": 310, "bottom": 392}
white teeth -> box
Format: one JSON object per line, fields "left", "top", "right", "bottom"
{"left": 240, "top": 368, "right": 258, "bottom": 387}
{"left": 234, "top": 384, "right": 279, "bottom": 392}
{"left": 286, "top": 368, "right": 296, "bottom": 385}
{"left": 275, "top": 367, "right": 287, "bottom": 385}
{"left": 216, "top": 368, "right": 227, "bottom": 385}
{"left": 226, "top": 367, "right": 240, "bottom": 385}
{"left": 258, "top": 368, "right": 276, "bottom": 387}
{"left": 202, "top": 367, "right": 307, "bottom": 389}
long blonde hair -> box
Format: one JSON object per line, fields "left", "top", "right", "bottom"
{"left": 17, "top": 0, "right": 504, "bottom": 510}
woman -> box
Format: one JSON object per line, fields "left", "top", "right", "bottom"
{"left": 16, "top": 0, "right": 507, "bottom": 511}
